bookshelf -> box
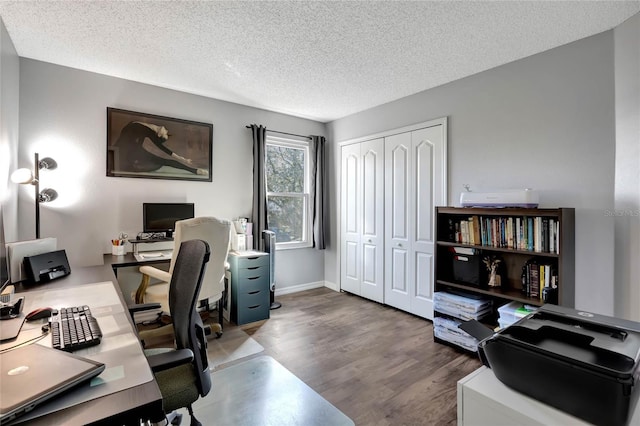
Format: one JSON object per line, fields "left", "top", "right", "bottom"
{"left": 433, "top": 206, "right": 575, "bottom": 350}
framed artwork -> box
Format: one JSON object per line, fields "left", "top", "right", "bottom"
{"left": 106, "top": 107, "right": 213, "bottom": 182}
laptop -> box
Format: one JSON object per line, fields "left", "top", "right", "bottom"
{"left": 0, "top": 344, "right": 105, "bottom": 423}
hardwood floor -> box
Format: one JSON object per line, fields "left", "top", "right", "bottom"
{"left": 235, "top": 287, "right": 482, "bottom": 426}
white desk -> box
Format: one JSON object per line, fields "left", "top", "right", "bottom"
{"left": 457, "top": 366, "right": 640, "bottom": 426}
{"left": 1, "top": 266, "right": 163, "bottom": 425}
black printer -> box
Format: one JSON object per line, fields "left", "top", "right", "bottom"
{"left": 478, "top": 304, "right": 640, "bottom": 426}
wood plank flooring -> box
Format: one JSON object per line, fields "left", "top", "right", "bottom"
{"left": 234, "top": 288, "right": 481, "bottom": 426}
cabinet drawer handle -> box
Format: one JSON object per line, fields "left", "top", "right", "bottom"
{"left": 247, "top": 267, "right": 259, "bottom": 270}
{"left": 247, "top": 276, "right": 260, "bottom": 280}
{"left": 247, "top": 257, "right": 259, "bottom": 260}
{"left": 248, "top": 305, "right": 260, "bottom": 310}
{"left": 248, "top": 290, "right": 260, "bottom": 295}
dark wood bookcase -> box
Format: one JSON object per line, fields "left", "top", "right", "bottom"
{"left": 433, "top": 206, "right": 575, "bottom": 349}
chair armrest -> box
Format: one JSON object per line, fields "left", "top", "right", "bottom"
{"left": 139, "top": 265, "right": 171, "bottom": 282}
{"left": 147, "top": 348, "right": 194, "bottom": 373}
{"left": 128, "top": 303, "right": 162, "bottom": 314}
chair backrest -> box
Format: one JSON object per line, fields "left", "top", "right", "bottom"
{"left": 169, "top": 217, "right": 232, "bottom": 304}
{"left": 168, "top": 239, "right": 212, "bottom": 397}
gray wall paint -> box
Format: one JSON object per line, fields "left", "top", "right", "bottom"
{"left": 16, "top": 59, "right": 325, "bottom": 295}
{"left": 328, "top": 31, "right": 617, "bottom": 315}
{"left": 614, "top": 12, "right": 640, "bottom": 321}
{"left": 0, "top": 16, "right": 19, "bottom": 243}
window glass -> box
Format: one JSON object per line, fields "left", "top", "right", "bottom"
{"left": 265, "top": 136, "right": 311, "bottom": 249}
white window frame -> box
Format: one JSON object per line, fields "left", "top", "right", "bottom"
{"left": 265, "top": 134, "right": 312, "bottom": 250}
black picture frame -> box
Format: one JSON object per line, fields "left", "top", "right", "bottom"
{"left": 106, "top": 107, "right": 212, "bottom": 182}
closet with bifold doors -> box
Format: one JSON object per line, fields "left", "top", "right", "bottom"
{"left": 339, "top": 118, "right": 447, "bottom": 320}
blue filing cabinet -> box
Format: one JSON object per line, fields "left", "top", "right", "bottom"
{"left": 228, "top": 251, "right": 270, "bottom": 325}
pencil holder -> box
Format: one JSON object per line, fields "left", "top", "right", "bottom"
{"left": 112, "top": 245, "right": 125, "bottom": 256}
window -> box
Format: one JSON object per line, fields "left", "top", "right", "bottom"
{"left": 265, "top": 135, "right": 312, "bottom": 249}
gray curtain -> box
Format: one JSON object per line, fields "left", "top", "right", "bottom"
{"left": 251, "top": 124, "right": 268, "bottom": 251}
{"left": 310, "top": 135, "right": 326, "bottom": 249}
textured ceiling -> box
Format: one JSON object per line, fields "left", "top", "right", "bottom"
{"left": 0, "top": 1, "right": 638, "bottom": 122}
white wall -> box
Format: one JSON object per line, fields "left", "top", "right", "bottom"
{"left": 327, "top": 31, "right": 617, "bottom": 315}
{"left": 16, "top": 59, "right": 326, "bottom": 292}
{"left": 0, "top": 16, "right": 20, "bottom": 243}
{"left": 614, "top": 12, "right": 640, "bottom": 321}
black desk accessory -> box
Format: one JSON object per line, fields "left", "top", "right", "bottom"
{"left": 0, "top": 298, "right": 25, "bottom": 341}
{"left": 24, "top": 250, "right": 71, "bottom": 283}
{"left": 0, "top": 297, "right": 24, "bottom": 320}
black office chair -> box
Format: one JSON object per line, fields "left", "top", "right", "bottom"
{"left": 130, "top": 239, "right": 212, "bottom": 426}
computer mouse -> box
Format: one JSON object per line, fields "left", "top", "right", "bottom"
{"left": 25, "top": 307, "right": 54, "bottom": 321}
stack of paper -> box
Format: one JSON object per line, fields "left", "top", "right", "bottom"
{"left": 433, "top": 291, "right": 492, "bottom": 321}
{"left": 433, "top": 316, "right": 479, "bottom": 352}
{"left": 133, "top": 307, "right": 162, "bottom": 325}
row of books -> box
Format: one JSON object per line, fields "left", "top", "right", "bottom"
{"left": 521, "top": 259, "right": 558, "bottom": 300}
{"left": 448, "top": 215, "right": 560, "bottom": 254}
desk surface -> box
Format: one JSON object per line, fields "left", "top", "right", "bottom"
{"left": 104, "top": 252, "right": 170, "bottom": 269}
{"left": 6, "top": 265, "right": 163, "bottom": 425}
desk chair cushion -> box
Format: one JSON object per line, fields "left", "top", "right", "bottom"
{"left": 144, "top": 282, "right": 171, "bottom": 313}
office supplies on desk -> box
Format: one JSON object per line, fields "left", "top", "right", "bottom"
{"left": 6, "top": 238, "right": 57, "bottom": 283}
{"left": 0, "top": 343, "right": 105, "bottom": 424}
{"left": 0, "top": 298, "right": 25, "bottom": 341}
{"left": 24, "top": 249, "right": 70, "bottom": 283}
{"left": 133, "top": 251, "right": 172, "bottom": 262}
{"left": 25, "top": 307, "right": 54, "bottom": 321}
{"left": 0, "top": 296, "right": 24, "bottom": 320}
{"left": 50, "top": 305, "right": 103, "bottom": 352}
{"left": 1, "top": 281, "right": 13, "bottom": 303}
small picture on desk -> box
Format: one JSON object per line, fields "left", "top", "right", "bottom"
{"left": 106, "top": 107, "right": 213, "bottom": 182}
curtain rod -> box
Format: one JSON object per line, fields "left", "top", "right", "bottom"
{"left": 245, "top": 125, "right": 312, "bottom": 140}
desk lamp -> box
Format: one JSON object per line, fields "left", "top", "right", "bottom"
{"left": 11, "top": 153, "right": 58, "bottom": 239}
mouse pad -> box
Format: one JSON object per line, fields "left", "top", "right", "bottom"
{"left": 0, "top": 315, "right": 26, "bottom": 341}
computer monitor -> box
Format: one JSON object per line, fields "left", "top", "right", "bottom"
{"left": 143, "top": 203, "right": 194, "bottom": 238}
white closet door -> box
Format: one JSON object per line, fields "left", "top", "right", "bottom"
{"left": 341, "top": 143, "right": 361, "bottom": 295}
{"left": 340, "top": 118, "right": 447, "bottom": 317}
{"left": 360, "top": 138, "right": 384, "bottom": 303}
{"left": 384, "top": 132, "right": 412, "bottom": 311}
{"left": 409, "top": 125, "right": 446, "bottom": 319}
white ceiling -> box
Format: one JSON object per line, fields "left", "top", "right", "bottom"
{"left": 0, "top": 1, "right": 638, "bottom": 123}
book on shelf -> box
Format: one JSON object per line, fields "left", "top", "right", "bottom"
{"left": 447, "top": 214, "right": 561, "bottom": 254}
{"left": 521, "top": 257, "right": 558, "bottom": 299}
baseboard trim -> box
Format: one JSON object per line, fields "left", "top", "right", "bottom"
{"left": 275, "top": 281, "right": 325, "bottom": 296}
{"left": 274, "top": 281, "right": 341, "bottom": 296}
{"left": 323, "top": 281, "right": 340, "bottom": 292}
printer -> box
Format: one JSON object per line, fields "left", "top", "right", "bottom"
{"left": 478, "top": 304, "right": 640, "bottom": 426}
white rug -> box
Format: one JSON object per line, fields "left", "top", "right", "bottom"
{"left": 207, "top": 326, "right": 264, "bottom": 370}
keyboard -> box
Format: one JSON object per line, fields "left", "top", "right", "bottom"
{"left": 49, "top": 305, "right": 103, "bottom": 352}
